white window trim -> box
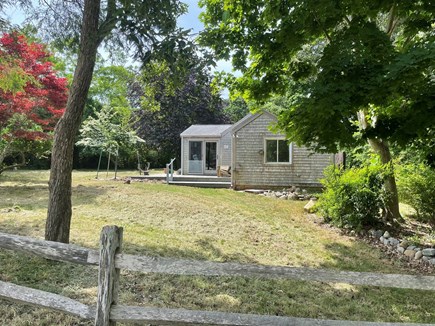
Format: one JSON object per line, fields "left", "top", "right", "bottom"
{"left": 264, "top": 137, "right": 293, "bottom": 165}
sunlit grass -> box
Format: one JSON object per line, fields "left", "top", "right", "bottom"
{"left": 0, "top": 170, "right": 434, "bottom": 325}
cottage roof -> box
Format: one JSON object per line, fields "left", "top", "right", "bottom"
{"left": 180, "top": 124, "right": 233, "bottom": 137}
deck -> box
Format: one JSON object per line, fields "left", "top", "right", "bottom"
{"left": 129, "top": 174, "right": 232, "bottom": 188}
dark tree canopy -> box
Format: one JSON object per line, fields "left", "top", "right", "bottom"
{"left": 133, "top": 60, "right": 228, "bottom": 167}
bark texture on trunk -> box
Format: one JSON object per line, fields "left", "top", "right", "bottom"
{"left": 368, "top": 138, "right": 402, "bottom": 223}
{"left": 45, "top": 0, "right": 102, "bottom": 243}
{"left": 357, "top": 110, "right": 402, "bottom": 223}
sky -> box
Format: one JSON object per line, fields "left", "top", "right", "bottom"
{"left": 178, "top": 0, "right": 205, "bottom": 34}
{"left": 178, "top": 1, "right": 237, "bottom": 79}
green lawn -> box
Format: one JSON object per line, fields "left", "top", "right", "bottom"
{"left": 0, "top": 170, "right": 434, "bottom": 325}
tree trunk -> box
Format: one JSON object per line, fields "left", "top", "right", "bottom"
{"left": 368, "top": 138, "right": 403, "bottom": 223}
{"left": 357, "top": 110, "right": 402, "bottom": 224}
{"left": 45, "top": 0, "right": 102, "bottom": 243}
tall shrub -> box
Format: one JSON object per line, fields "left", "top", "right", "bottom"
{"left": 318, "top": 165, "right": 388, "bottom": 229}
{"left": 396, "top": 163, "right": 435, "bottom": 223}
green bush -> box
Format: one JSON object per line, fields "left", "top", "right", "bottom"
{"left": 396, "top": 163, "right": 435, "bottom": 223}
{"left": 317, "top": 165, "right": 388, "bottom": 229}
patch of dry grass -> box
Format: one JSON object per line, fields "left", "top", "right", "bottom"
{"left": 0, "top": 170, "right": 434, "bottom": 325}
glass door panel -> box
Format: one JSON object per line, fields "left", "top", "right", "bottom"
{"left": 188, "top": 141, "right": 203, "bottom": 174}
{"left": 205, "top": 142, "right": 217, "bottom": 174}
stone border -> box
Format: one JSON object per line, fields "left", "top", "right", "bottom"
{"left": 368, "top": 230, "right": 435, "bottom": 266}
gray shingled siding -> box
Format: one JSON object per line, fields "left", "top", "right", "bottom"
{"left": 232, "top": 114, "right": 333, "bottom": 189}
{"left": 220, "top": 132, "right": 232, "bottom": 167}
{"left": 181, "top": 137, "right": 189, "bottom": 175}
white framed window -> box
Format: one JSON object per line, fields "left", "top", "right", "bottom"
{"left": 264, "top": 138, "right": 292, "bottom": 164}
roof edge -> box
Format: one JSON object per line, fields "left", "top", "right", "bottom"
{"left": 232, "top": 110, "right": 277, "bottom": 134}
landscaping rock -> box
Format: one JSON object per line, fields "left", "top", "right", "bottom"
{"left": 375, "top": 230, "right": 383, "bottom": 238}
{"left": 288, "top": 193, "right": 299, "bottom": 200}
{"left": 422, "top": 256, "right": 429, "bottom": 262}
{"left": 389, "top": 238, "right": 399, "bottom": 246}
{"left": 383, "top": 239, "right": 390, "bottom": 246}
{"left": 407, "top": 245, "right": 416, "bottom": 251}
{"left": 414, "top": 251, "right": 423, "bottom": 260}
{"left": 279, "top": 195, "right": 288, "bottom": 200}
{"left": 304, "top": 199, "right": 316, "bottom": 213}
{"left": 430, "top": 259, "right": 435, "bottom": 265}
{"left": 422, "top": 248, "right": 435, "bottom": 257}
{"left": 397, "top": 246, "right": 405, "bottom": 254}
{"left": 404, "top": 249, "right": 416, "bottom": 258}
{"left": 380, "top": 236, "right": 385, "bottom": 242}
{"left": 399, "top": 240, "right": 409, "bottom": 248}
{"left": 383, "top": 231, "right": 390, "bottom": 239}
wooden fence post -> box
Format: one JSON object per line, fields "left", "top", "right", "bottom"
{"left": 95, "top": 226, "right": 123, "bottom": 326}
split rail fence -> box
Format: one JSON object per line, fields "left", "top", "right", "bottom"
{"left": 0, "top": 225, "right": 434, "bottom": 326}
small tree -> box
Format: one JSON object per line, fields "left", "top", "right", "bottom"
{"left": 0, "top": 32, "right": 67, "bottom": 173}
{"left": 76, "top": 106, "right": 143, "bottom": 177}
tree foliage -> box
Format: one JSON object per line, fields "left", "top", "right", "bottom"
{"left": 0, "top": 32, "right": 67, "bottom": 173}
{"left": 71, "top": 63, "right": 139, "bottom": 168}
{"left": 133, "top": 59, "right": 228, "bottom": 167}
{"left": 77, "top": 105, "right": 142, "bottom": 157}
{"left": 200, "top": 1, "right": 434, "bottom": 151}
{"left": 223, "top": 97, "right": 250, "bottom": 123}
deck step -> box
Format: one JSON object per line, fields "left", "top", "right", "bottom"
{"left": 172, "top": 176, "right": 231, "bottom": 183}
{"left": 168, "top": 181, "right": 231, "bottom": 188}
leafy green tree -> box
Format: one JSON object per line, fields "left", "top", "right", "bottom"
{"left": 76, "top": 106, "right": 143, "bottom": 173}
{"left": 88, "top": 64, "right": 136, "bottom": 122}
{"left": 199, "top": 1, "right": 435, "bottom": 223}
{"left": 24, "top": 0, "right": 192, "bottom": 243}
{"left": 73, "top": 63, "right": 137, "bottom": 168}
{"left": 223, "top": 97, "right": 250, "bottom": 123}
{"left": 133, "top": 59, "right": 228, "bottom": 167}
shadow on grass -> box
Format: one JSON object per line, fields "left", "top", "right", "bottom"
{"left": 0, "top": 170, "right": 50, "bottom": 184}
{"left": 119, "top": 248, "right": 435, "bottom": 324}
{"left": 115, "top": 236, "right": 435, "bottom": 323}
{"left": 122, "top": 237, "right": 259, "bottom": 265}
{"left": 0, "top": 184, "right": 108, "bottom": 211}
{"left": 1, "top": 236, "right": 434, "bottom": 324}
{"left": 0, "top": 220, "right": 44, "bottom": 237}
{"left": 319, "top": 241, "right": 392, "bottom": 273}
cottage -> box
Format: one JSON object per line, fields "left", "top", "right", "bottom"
{"left": 179, "top": 112, "right": 334, "bottom": 189}
{"left": 231, "top": 112, "right": 333, "bottom": 189}
{"left": 180, "top": 124, "right": 232, "bottom": 175}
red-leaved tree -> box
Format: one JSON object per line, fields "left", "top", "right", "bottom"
{"left": 0, "top": 32, "right": 67, "bottom": 173}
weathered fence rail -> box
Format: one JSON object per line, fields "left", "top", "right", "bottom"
{"left": 0, "top": 227, "right": 434, "bottom": 326}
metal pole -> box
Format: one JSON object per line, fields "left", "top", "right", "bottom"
{"left": 114, "top": 148, "right": 118, "bottom": 180}
{"left": 96, "top": 150, "right": 103, "bottom": 179}
{"left": 106, "top": 152, "right": 111, "bottom": 179}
